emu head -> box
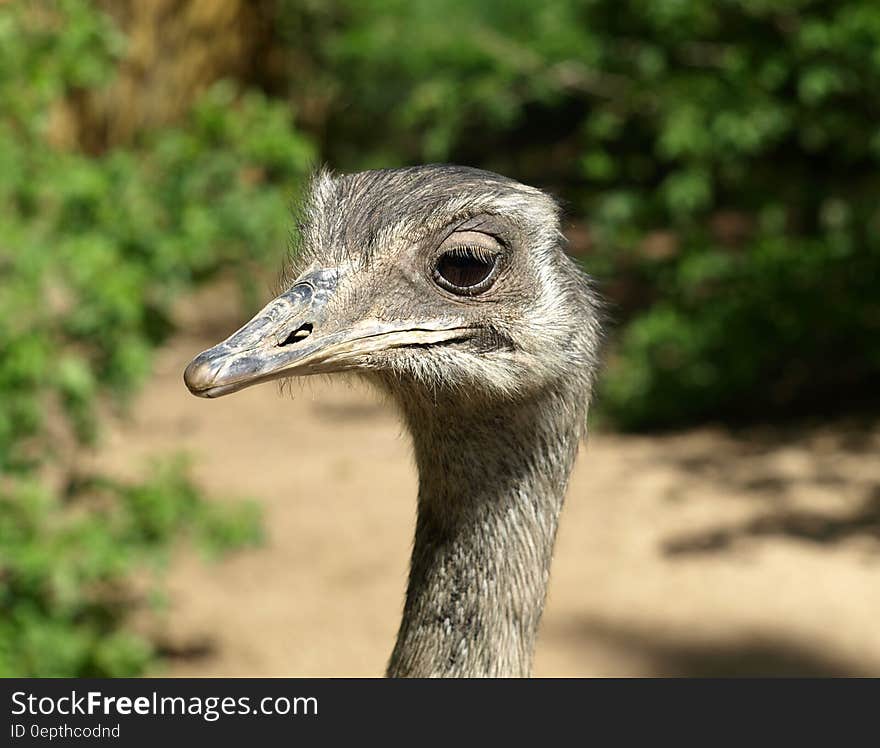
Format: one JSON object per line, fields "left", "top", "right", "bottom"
{"left": 184, "top": 165, "right": 600, "bottom": 408}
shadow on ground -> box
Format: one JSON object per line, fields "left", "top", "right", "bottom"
{"left": 554, "top": 617, "right": 873, "bottom": 677}
{"left": 657, "top": 421, "right": 880, "bottom": 556}
{"left": 664, "top": 489, "right": 880, "bottom": 555}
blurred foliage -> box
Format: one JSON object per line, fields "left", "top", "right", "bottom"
{"left": 274, "top": 0, "right": 880, "bottom": 427}
{"left": 0, "top": 0, "right": 312, "bottom": 675}
{"left": 0, "top": 458, "right": 261, "bottom": 677}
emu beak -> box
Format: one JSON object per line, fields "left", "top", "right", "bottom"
{"left": 184, "top": 267, "right": 469, "bottom": 398}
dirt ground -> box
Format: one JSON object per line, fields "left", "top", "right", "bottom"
{"left": 91, "top": 287, "right": 880, "bottom": 677}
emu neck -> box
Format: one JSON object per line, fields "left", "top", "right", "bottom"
{"left": 386, "top": 388, "right": 583, "bottom": 677}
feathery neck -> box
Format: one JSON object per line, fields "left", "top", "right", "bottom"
{"left": 386, "top": 383, "right": 586, "bottom": 677}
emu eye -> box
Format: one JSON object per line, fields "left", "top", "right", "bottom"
{"left": 433, "top": 247, "right": 499, "bottom": 295}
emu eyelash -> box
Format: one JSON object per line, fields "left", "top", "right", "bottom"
{"left": 442, "top": 244, "right": 499, "bottom": 264}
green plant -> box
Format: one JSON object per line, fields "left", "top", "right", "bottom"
{"left": 0, "top": 459, "right": 261, "bottom": 677}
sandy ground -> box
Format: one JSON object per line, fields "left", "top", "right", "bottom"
{"left": 91, "top": 287, "right": 880, "bottom": 677}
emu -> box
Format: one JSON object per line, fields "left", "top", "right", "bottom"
{"left": 184, "top": 165, "right": 602, "bottom": 677}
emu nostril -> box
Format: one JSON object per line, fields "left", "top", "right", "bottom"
{"left": 278, "top": 323, "right": 313, "bottom": 347}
